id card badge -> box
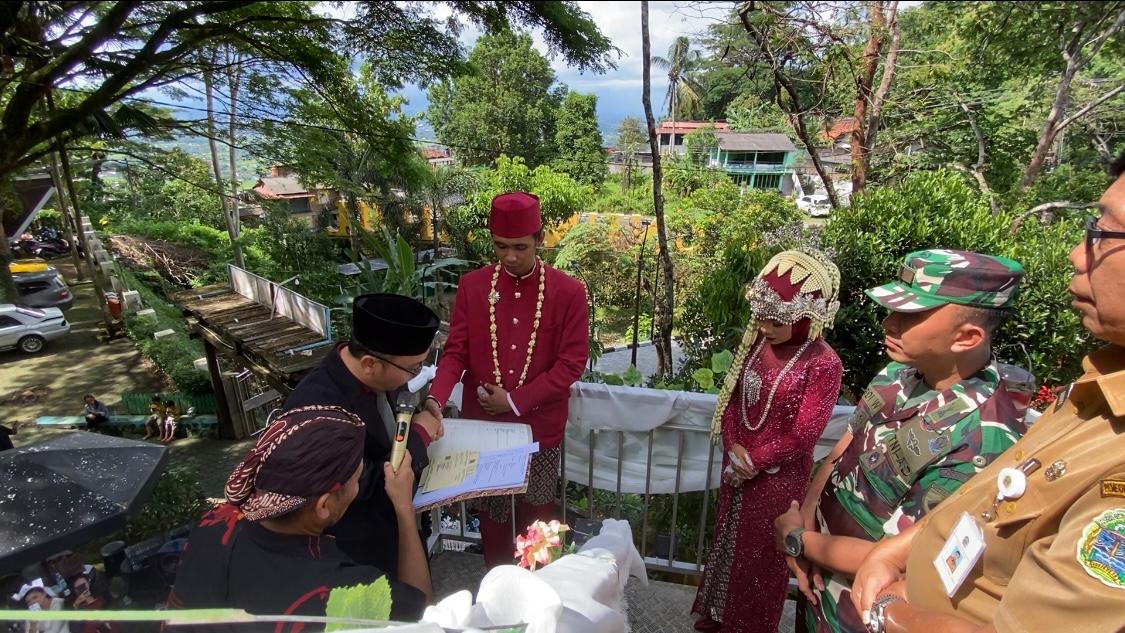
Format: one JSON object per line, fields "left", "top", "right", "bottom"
{"left": 933, "top": 512, "right": 986, "bottom": 597}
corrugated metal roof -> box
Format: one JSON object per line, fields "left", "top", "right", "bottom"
{"left": 715, "top": 132, "right": 796, "bottom": 152}
{"left": 253, "top": 175, "right": 312, "bottom": 199}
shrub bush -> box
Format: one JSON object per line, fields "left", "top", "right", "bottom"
{"left": 125, "top": 467, "right": 209, "bottom": 541}
{"left": 120, "top": 268, "right": 213, "bottom": 394}
{"left": 676, "top": 190, "right": 804, "bottom": 362}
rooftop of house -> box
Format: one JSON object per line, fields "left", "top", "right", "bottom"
{"left": 823, "top": 117, "right": 858, "bottom": 142}
{"left": 656, "top": 120, "right": 731, "bottom": 133}
{"left": 715, "top": 132, "right": 797, "bottom": 153}
{"left": 420, "top": 148, "right": 450, "bottom": 160}
{"left": 253, "top": 175, "right": 313, "bottom": 199}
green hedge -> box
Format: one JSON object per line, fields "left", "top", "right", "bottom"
{"left": 119, "top": 268, "right": 213, "bottom": 394}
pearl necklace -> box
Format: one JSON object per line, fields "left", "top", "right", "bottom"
{"left": 489, "top": 259, "right": 546, "bottom": 388}
{"left": 740, "top": 338, "right": 813, "bottom": 431}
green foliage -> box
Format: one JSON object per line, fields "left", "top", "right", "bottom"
{"left": 324, "top": 578, "right": 393, "bottom": 630}
{"left": 724, "top": 93, "right": 790, "bottom": 134}
{"left": 661, "top": 155, "right": 729, "bottom": 199}
{"left": 125, "top": 468, "right": 208, "bottom": 541}
{"left": 676, "top": 191, "right": 803, "bottom": 365}
{"left": 683, "top": 124, "right": 718, "bottom": 166}
{"left": 250, "top": 203, "right": 342, "bottom": 305}
{"left": 552, "top": 92, "right": 608, "bottom": 186}
{"left": 448, "top": 156, "right": 593, "bottom": 262}
{"left": 823, "top": 170, "right": 1096, "bottom": 395}
{"left": 119, "top": 268, "right": 213, "bottom": 394}
{"left": 250, "top": 62, "right": 422, "bottom": 212}
{"left": 96, "top": 149, "right": 226, "bottom": 229}
{"left": 428, "top": 30, "right": 561, "bottom": 167}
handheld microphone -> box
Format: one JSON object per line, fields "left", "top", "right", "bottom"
{"left": 390, "top": 391, "right": 419, "bottom": 473}
{"left": 389, "top": 365, "right": 437, "bottom": 473}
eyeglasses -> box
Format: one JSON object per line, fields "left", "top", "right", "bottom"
{"left": 373, "top": 353, "right": 423, "bottom": 378}
{"left": 1085, "top": 216, "right": 1125, "bottom": 255}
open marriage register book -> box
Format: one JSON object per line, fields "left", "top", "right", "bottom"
{"left": 412, "top": 418, "right": 539, "bottom": 512}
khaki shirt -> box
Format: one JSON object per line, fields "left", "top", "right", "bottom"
{"left": 906, "top": 346, "right": 1125, "bottom": 633}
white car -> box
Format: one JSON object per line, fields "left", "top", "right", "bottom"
{"left": 797, "top": 194, "right": 831, "bottom": 217}
{"left": 0, "top": 304, "right": 70, "bottom": 354}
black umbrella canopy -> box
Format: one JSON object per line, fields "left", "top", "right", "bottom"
{"left": 0, "top": 432, "right": 168, "bottom": 573}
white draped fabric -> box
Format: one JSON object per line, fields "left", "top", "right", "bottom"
{"left": 564, "top": 382, "right": 856, "bottom": 494}
{"left": 422, "top": 519, "right": 648, "bottom": 633}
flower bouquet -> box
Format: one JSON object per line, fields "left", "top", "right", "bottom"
{"left": 514, "top": 520, "right": 573, "bottom": 571}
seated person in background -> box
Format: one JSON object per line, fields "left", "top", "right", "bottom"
{"left": 143, "top": 396, "right": 165, "bottom": 440}
{"left": 66, "top": 569, "right": 118, "bottom": 633}
{"left": 11, "top": 579, "right": 66, "bottom": 633}
{"left": 168, "top": 405, "right": 431, "bottom": 630}
{"left": 160, "top": 400, "right": 180, "bottom": 443}
{"left": 82, "top": 395, "right": 110, "bottom": 432}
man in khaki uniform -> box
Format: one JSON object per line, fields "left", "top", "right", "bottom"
{"left": 849, "top": 152, "right": 1125, "bottom": 633}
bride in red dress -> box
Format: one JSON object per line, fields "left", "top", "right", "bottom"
{"left": 693, "top": 247, "right": 843, "bottom": 633}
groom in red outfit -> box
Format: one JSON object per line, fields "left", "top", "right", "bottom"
{"left": 426, "top": 191, "right": 589, "bottom": 567}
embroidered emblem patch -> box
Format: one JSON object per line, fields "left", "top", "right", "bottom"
{"left": 1103, "top": 480, "right": 1125, "bottom": 499}
{"left": 928, "top": 435, "right": 951, "bottom": 455}
{"left": 906, "top": 428, "right": 921, "bottom": 457}
{"left": 1076, "top": 508, "right": 1125, "bottom": 590}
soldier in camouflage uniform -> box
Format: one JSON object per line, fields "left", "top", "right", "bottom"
{"left": 773, "top": 249, "right": 1032, "bottom": 633}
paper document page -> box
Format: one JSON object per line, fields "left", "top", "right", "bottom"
{"left": 429, "top": 419, "right": 533, "bottom": 456}
{"left": 420, "top": 450, "right": 479, "bottom": 493}
{"left": 413, "top": 442, "right": 540, "bottom": 510}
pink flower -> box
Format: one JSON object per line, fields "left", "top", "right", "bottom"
{"left": 512, "top": 520, "right": 571, "bottom": 570}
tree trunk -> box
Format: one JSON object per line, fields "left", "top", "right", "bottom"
{"left": 737, "top": 6, "right": 840, "bottom": 208}
{"left": 954, "top": 93, "right": 999, "bottom": 214}
{"left": 45, "top": 91, "right": 86, "bottom": 279}
{"left": 863, "top": 1, "right": 900, "bottom": 182}
{"left": 203, "top": 62, "right": 238, "bottom": 267}
{"left": 642, "top": 1, "right": 675, "bottom": 379}
{"left": 46, "top": 153, "right": 86, "bottom": 278}
{"left": 225, "top": 47, "right": 245, "bottom": 269}
{"left": 0, "top": 176, "right": 20, "bottom": 303}
{"left": 1020, "top": 8, "right": 1125, "bottom": 191}
{"left": 784, "top": 92, "right": 840, "bottom": 209}
{"left": 851, "top": 1, "right": 886, "bottom": 194}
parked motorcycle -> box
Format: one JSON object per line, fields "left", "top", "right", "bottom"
{"left": 12, "top": 230, "right": 70, "bottom": 259}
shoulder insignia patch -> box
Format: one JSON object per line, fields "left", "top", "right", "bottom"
{"left": 1102, "top": 480, "right": 1125, "bottom": 499}
{"left": 1076, "top": 508, "right": 1125, "bottom": 590}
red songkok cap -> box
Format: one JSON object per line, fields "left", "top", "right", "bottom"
{"left": 489, "top": 192, "right": 542, "bottom": 238}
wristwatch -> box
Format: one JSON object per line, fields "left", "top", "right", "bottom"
{"left": 866, "top": 593, "right": 905, "bottom": 633}
{"left": 783, "top": 527, "right": 807, "bottom": 558}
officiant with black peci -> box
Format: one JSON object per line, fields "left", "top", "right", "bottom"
{"left": 283, "top": 293, "right": 442, "bottom": 578}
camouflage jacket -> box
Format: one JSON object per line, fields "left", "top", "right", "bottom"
{"left": 818, "top": 361, "right": 1028, "bottom": 540}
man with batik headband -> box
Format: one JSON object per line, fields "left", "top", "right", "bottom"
{"left": 774, "top": 249, "right": 1031, "bottom": 633}
{"left": 169, "top": 406, "right": 430, "bottom": 630}
{"left": 693, "top": 247, "right": 844, "bottom": 633}
{"left": 284, "top": 293, "right": 440, "bottom": 576}
{"left": 426, "top": 192, "right": 590, "bottom": 568}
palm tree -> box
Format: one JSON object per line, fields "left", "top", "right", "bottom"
{"left": 418, "top": 164, "right": 475, "bottom": 254}
{"left": 653, "top": 36, "right": 704, "bottom": 154}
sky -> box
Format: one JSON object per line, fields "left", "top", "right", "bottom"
{"left": 399, "top": 1, "right": 727, "bottom": 141}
